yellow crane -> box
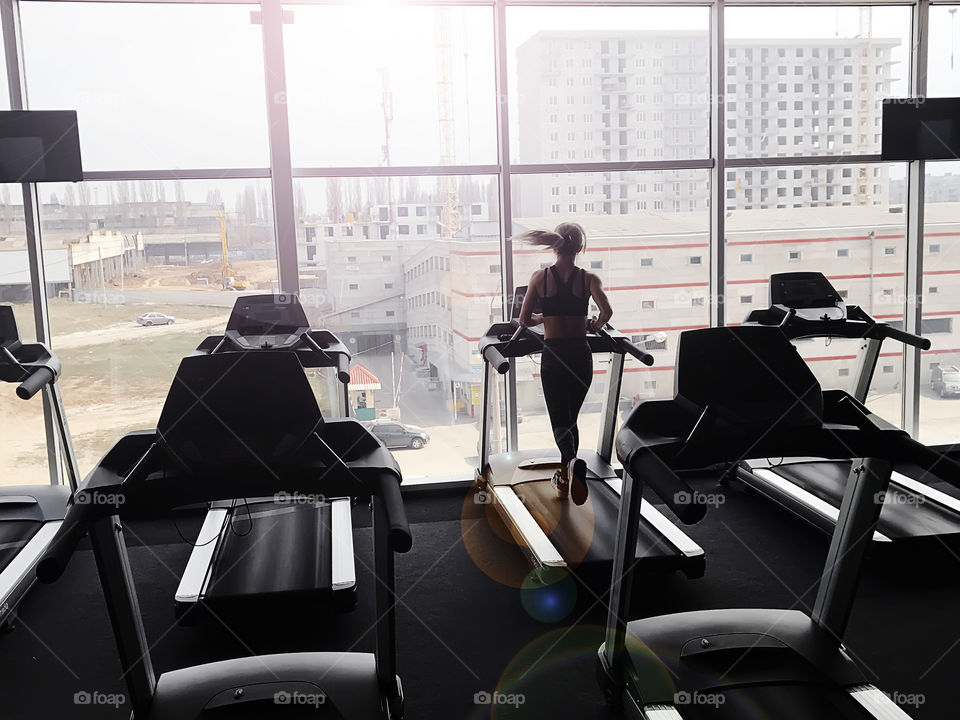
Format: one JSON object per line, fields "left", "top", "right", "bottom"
{"left": 217, "top": 208, "right": 247, "bottom": 291}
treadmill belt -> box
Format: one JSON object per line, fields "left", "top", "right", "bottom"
{"left": 208, "top": 501, "right": 332, "bottom": 598}
{"left": 772, "top": 462, "right": 960, "bottom": 540}
{"left": 511, "top": 480, "right": 679, "bottom": 570}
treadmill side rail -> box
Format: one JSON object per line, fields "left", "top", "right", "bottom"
{"left": 604, "top": 478, "right": 705, "bottom": 558}
{"left": 0, "top": 521, "right": 62, "bottom": 612}
{"left": 175, "top": 509, "right": 229, "bottom": 605}
{"left": 849, "top": 685, "right": 915, "bottom": 720}
{"left": 330, "top": 498, "right": 356, "bottom": 591}
{"left": 491, "top": 486, "right": 565, "bottom": 568}
{"left": 643, "top": 706, "right": 685, "bottom": 720}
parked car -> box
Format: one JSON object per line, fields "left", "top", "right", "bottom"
{"left": 932, "top": 364, "right": 960, "bottom": 398}
{"left": 137, "top": 312, "right": 175, "bottom": 326}
{"left": 364, "top": 420, "right": 430, "bottom": 449}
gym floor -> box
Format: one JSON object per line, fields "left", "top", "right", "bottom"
{"left": 2, "top": 476, "right": 959, "bottom": 719}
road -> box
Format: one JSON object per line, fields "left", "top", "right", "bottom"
{"left": 116, "top": 289, "right": 258, "bottom": 307}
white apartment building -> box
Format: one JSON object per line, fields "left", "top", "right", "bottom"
{"left": 515, "top": 31, "right": 897, "bottom": 216}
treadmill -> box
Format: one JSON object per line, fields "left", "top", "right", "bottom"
{"left": 0, "top": 305, "right": 79, "bottom": 628}
{"left": 174, "top": 295, "right": 359, "bottom": 622}
{"left": 475, "top": 287, "right": 705, "bottom": 580}
{"left": 37, "top": 344, "right": 411, "bottom": 720}
{"left": 598, "top": 324, "right": 960, "bottom": 719}
{"left": 736, "top": 272, "right": 960, "bottom": 555}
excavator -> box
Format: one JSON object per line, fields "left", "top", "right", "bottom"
{"left": 217, "top": 208, "right": 248, "bottom": 291}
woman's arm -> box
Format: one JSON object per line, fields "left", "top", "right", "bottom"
{"left": 518, "top": 271, "right": 543, "bottom": 327}
{"left": 587, "top": 272, "right": 613, "bottom": 332}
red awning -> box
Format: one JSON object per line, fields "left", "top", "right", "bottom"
{"left": 349, "top": 363, "right": 382, "bottom": 391}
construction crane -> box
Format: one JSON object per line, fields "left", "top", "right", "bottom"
{"left": 435, "top": 7, "right": 461, "bottom": 237}
{"left": 855, "top": 6, "right": 873, "bottom": 206}
{"left": 378, "top": 66, "right": 397, "bottom": 238}
{"left": 217, "top": 207, "right": 247, "bottom": 291}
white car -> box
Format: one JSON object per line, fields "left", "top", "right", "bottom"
{"left": 137, "top": 312, "right": 175, "bottom": 326}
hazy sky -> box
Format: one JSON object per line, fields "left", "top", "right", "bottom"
{"left": 3, "top": 1, "right": 960, "bottom": 208}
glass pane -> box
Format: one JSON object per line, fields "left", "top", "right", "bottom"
{"left": 20, "top": 3, "right": 269, "bottom": 170}
{"left": 724, "top": 163, "right": 907, "bottom": 426}
{"left": 0, "top": 183, "right": 51, "bottom": 485}
{"left": 38, "top": 179, "right": 278, "bottom": 476}
{"left": 927, "top": 6, "right": 960, "bottom": 98}
{"left": 0, "top": 24, "right": 9, "bottom": 111}
{"left": 284, "top": 5, "right": 496, "bottom": 167}
{"left": 919, "top": 162, "right": 960, "bottom": 445}
{"left": 508, "top": 8, "right": 710, "bottom": 165}
{"left": 294, "top": 175, "right": 500, "bottom": 482}
{"left": 511, "top": 170, "right": 711, "bottom": 453}
{"left": 724, "top": 6, "right": 910, "bottom": 159}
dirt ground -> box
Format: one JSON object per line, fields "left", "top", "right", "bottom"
{"left": 121, "top": 259, "right": 278, "bottom": 291}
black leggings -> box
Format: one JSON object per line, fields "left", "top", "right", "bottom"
{"left": 540, "top": 338, "right": 593, "bottom": 465}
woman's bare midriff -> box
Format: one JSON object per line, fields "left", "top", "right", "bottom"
{"left": 543, "top": 315, "right": 588, "bottom": 340}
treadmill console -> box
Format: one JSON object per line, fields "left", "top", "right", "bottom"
{"left": 768, "top": 272, "right": 846, "bottom": 321}
{"left": 224, "top": 294, "right": 310, "bottom": 349}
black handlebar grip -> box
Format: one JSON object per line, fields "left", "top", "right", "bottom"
{"left": 336, "top": 353, "right": 350, "bottom": 385}
{"left": 16, "top": 366, "right": 54, "bottom": 400}
{"left": 620, "top": 339, "right": 655, "bottom": 367}
{"left": 883, "top": 325, "right": 931, "bottom": 351}
{"left": 630, "top": 452, "right": 707, "bottom": 525}
{"left": 372, "top": 473, "right": 412, "bottom": 553}
{"left": 483, "top": 346, "right": 510, "bottom": 375}
{"left": 36, "top": 501, "right": 89, "bottom": 583}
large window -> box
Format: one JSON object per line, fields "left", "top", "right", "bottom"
{"left": 725, "top": 163, "right": 907, "bottom": 425}
{"left": 511, "top": 170, "right": 710, "bottom": 450}
{"left": 0, "top": 184, "right": 51, "bottom": 486}
{"left": 36, "top": 179, "right": 278, "bottom": 475}
{"left": 19, "top": 2, "right": 270, "bottom": 170}
{"left": 283, "top": 5, "right": 496, "bottom": 168}
{"left": 2, "top": 0, "right": 956, "bottom": 484}
{"left": 294, "top": 175, "right": 500, "bottom": 482}
{"left": 507, "top": 7, "right": 710, "bottom": 165}
{"left": 724, "top": 7, "right": 910, "bottom": 160}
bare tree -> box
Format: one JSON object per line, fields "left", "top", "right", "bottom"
{"left": 326, "top": 178, "right": 343, "bottom": 223}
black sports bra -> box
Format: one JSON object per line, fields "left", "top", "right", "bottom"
{"left": 540, "top": 266, "right": 589, "bottom": 317}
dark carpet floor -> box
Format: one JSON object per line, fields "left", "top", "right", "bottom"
{"left": 1, "top": 477, "right": 959, "bottom": 719}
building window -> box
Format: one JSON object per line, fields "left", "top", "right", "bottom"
{"left": 643, "top": 380, "right": 657, "bottom": 390}
{"left": 397, "top": 207, "right": 408, "bottom": 217}
{"left": 930, "top": 244, "right": 941, "bottom": 254}
{"left": 489, "top": 264, "right": 501, "bottom": 274}
{"left": 740, "top": 295, "right": 753, "bottom": 304}
{"left": 882, "top": 365, "right": 895, "bottom": 374}
{"left": 641, "top": 300, "right": 655, "bottom": 310}
{"left": 837, "top": 248, "right": 849, "bottom": 258}
{"left": 590, "top": 260, "right": 603, "bottom": 269}
{"left": 839, "top": 368, "right": 850, "bottom": 377}
{"left": 347, "top": 256, "right": 357, "bottom": 263}
{"left": 883, "top": 247, "right": 895, "bottom": 256}
{"left": 386, "top": 310, "right": 395, "bottom": 317}
{"left": 351, "top": 312, "right": 360, "bottom": 318}
{"left": 348, "top": 283, "right": 359, "bottom": 290}
{"left": 930, "top": 286, "right": 939, "bottom": 294}
{"left": 740, "top": 253, "right": 753, "bottom": 263}
{"left": 640, "top": 257, "right": 653, "bottom": 267}
{"left": 689, "top": 256, "right": 702, "bottom": 265}
{"left": 692, "top": 297, "right": 705, "bottom": 307}
{"left": 385, "top": 283, "right": 393, "bottom": 289}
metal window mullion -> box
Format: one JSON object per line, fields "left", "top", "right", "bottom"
{"left": 493, "top": 0, "right": 519, "bottom": 452}
{"left": 710, "top": 0, "right": 725, "bottom": 328}
{"left": 2, "top": 0, "right": 62, "bottom": 486}
{"left": 259, "top": 0, "right": 299, "bottom": 295}
{"left": 903, "top": 0, "right": 929, "bottom": 437}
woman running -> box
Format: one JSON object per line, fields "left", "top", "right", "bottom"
{"left": 516, "top": 222, "right": 613, "bottom": 505}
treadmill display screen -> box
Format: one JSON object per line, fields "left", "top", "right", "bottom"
{"left": 769, "top": 273, "right": 843, "bottom": 310}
